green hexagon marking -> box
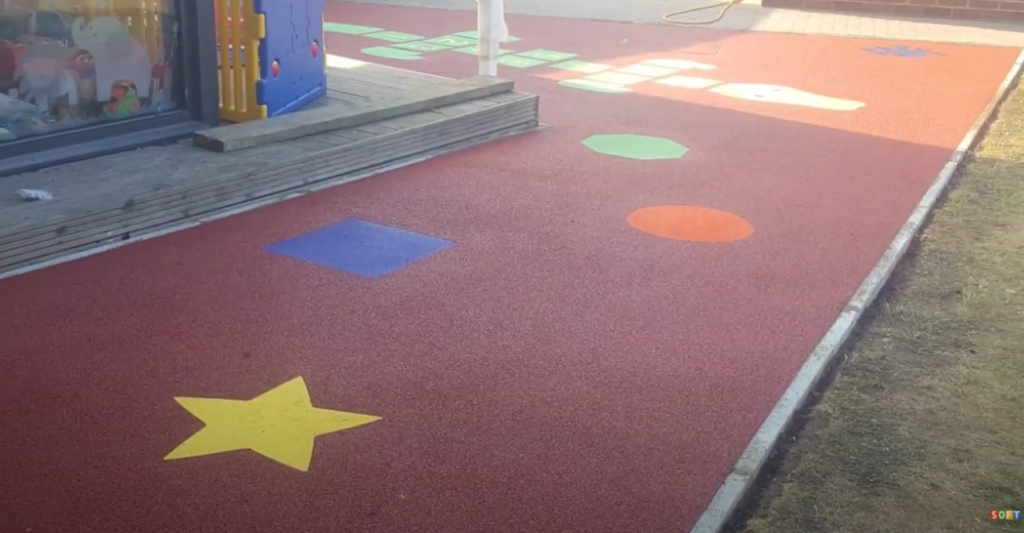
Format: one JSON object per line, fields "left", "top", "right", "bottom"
{"left": 361, "top": 47, "right": 422, "bottom": 60}
{"left": 582, "top": 134, "right": 688, "bottom": 160}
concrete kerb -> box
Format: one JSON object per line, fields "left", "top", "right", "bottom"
{"left": 686, "top": 47, "right": 1024, "bottom": 533}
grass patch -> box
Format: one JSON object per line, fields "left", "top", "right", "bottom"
{"left": 737, "top": 82, "right": 1024, "bottom": 532}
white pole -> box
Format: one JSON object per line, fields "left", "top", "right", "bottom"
{"left": 476, "top": 0, "right": 506, "bottom": 77}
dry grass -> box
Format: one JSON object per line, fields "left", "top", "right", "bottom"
{"left": 740, "top": 83, "right": 1024, "bottom": 532}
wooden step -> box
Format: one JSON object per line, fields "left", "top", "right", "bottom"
{"left": 198, "top": 59, "right": 515, "bottom": 152}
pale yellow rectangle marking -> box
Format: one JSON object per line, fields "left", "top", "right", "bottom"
{"left": 642, "top": 58, "right": 718, "bottom": 71}
{"left": 555, "top": 61, "right": 613, "bottom": 74}
{"left": 654, "top": 76, "right": 723, "bottom": 89}
{"left": 616, "top": 64, "right": 678, "bottom": 78}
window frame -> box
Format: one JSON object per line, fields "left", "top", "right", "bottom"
{"left": 0, "top": 0, "right": 219, "bottom": 167}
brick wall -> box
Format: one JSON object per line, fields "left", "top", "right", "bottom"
{"left": 761, "top": 0, "right": 1024, "bottom": 23}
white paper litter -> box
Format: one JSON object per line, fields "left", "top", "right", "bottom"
{"left": 16, "top": 189, "right": 53, "bottom": 201}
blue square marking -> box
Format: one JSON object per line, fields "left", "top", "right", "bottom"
{"left": 266, "top": 218, "right": 453, "bottom": 279}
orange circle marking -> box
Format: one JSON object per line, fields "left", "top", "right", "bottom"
{"left": 627, "top": 205, "right": 753, "bottom": 243}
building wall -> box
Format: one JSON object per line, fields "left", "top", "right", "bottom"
{"left": 761, "top": 0, "right": 1024, "bottom": 23}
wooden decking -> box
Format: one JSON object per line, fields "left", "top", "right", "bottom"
{"left": 199, "top": 57, "right": 514, "bottom": 151}
{"left": 319, "top": 54, "right": 462, "bottom": 107}
{"left": 0, "top": 59, "right": 540, "bottom": 277}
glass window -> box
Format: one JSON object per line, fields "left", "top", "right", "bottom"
{"left": 0, "top": 0, "right": 180, "bottom": 143}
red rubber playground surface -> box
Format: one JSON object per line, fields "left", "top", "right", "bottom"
{"left": 2, "top": 6, "right": 1019, "bottom": 533}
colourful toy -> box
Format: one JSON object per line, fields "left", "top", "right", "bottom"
{"left": 215, "top": 0, "right": 326, "bottom": 123}
{"left": 15, "top": 43, "right": 79, "bottom": 116}
{"left": 71, "top": 16, "right": 153, "bottom": 104}
{"left": 103, "top": 78, "right": 142, "bottom": 117}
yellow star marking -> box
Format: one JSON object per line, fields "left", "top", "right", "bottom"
{"left": 164, "top": 377, "right": 380, "bottom": 472}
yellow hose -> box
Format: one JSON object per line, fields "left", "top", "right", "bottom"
{"left": 662, "top": 0, "right": 744, "bottom": 25}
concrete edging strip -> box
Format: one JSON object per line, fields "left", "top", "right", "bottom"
{"left": 687, "top": 48, "right": 1024, "bottom": 533}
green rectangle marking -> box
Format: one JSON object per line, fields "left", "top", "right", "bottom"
{"left": 452, "top": 30, "right": 520, "bottom": 42}
{"left": 360, "top": 46, "right": 422, "bottom": 61}
{"left": 517, "top": 49, "right": 578, "bottom": 62}
{"left": 392, "top": 41, "right": 453, "bottom": 52}
{"left": 452, "top": 45, "right": 514, "bottom": 56}
{"left": 498, "top": 55, "right": 550, "bottom": 68}
{"left": 323, "top": 23, "right": 382, "bottom": 35}
{"left": 364, "top": 31, "right": 424, "bottom": 43}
